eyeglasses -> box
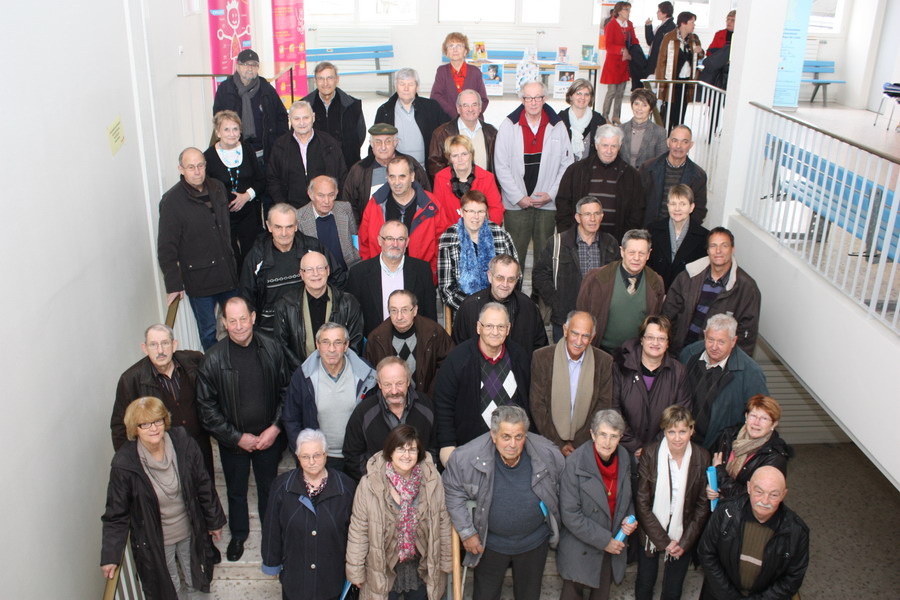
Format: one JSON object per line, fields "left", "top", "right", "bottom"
{"left": 239, "top": 62, "right": 260, "bottom": 68}
{"left": 371, "top": 138, "right": 395, "bottom": 147}
{"left": 182, "top": 162, "right": 206, "bottom": 171}
{"left": 389, "top": 307, "right": 415, "bottom": 316}
{"left": 380, "top": 236, "right": 408, "bottom": 244}
{"left": 747, "top": 413, "right": 773, "bottom": 424}
{"left": 642, "top": 335, "right": 668, "bottom": 343}
{"left": 138, "top": 419, "right": 165, "bottom": 430}
{"left": 594, "top": 431, "right": 621, "bottom": 441}
{"left": 479, "top": 322, "right": 509, "bottom": 333}
{"left": 394, "top": 446, "right": 418, "bottom": 456}
{"left": 446, "top": 43, "right": 466, "bottom": 50}
{"left": 522, "top": 95, "right": 545, "bottom": 103}
{"left": 458, "top": 103, "right": 480, "bottom": 110}
{"left": 490, "top": 275, "right": 519, "bottom": 285}
{"left": 146, "top": 340, "right": 173, "bottom": 350}
{"left": 299, "top": 452, "right": 326, "bottom": 462}
{"left": 462, "top": 208, "right": 487, "bottom": 216}
{"left": 577, "top": 210, "right": 603, "bottom": 219}
{"left": 300, "top": 265, "right": 328, "bottom": 274}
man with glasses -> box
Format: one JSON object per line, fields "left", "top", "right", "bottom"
{"left": 435, "top": 303, "right": 533, "bottom": 465}
{"left": 272, "top": 251, "right": 363, "bottom": 371}
{"left": 301, "top": 61, "right": 366, "bottom": 169}
{"left": 282, "top": 322, "right": 377, "bottom": 473}
{"left": 343, "top": 356, "right": 438, "bottom": 481}
{"left": 213, "top": 49, "right": 287, "bottom": 171}
{"left": 346, "top": 220, "right": 436, "bottom": 337}
{"left": 427, "top": 89, "right": 499, "bottom": 179}
{"left": 494, "top": 80, "right": 573, "bottom": 265}
{"left": 452, "top": 254, "right": 548, "bottom": 352}
{"left": 197, "top": 296, "right": 291, "bottom": 561}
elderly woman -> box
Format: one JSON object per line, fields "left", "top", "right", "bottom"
{"left": 620, "top": 88, "right": 667, "bottom": 168}
{"left": 437, "top": 190, "right": 517, "bottom": 311}
{"left": 347, "top": 425, "right": 451, "bottom": 600}
{"left": 433, "top": 135, "right": 504, "bottom": 229}
{"left": 262, "top": 429, "right": 356, "bottom": 600}
{"left": 646, "top": 184, "right": 709, "bottom": 290}
{"left": 634, "top": 405, "right": 710, "bottom": 600}
{"left": 558, "top": 79, "right": 607, "bottom": 161}
{"left": 101, "top": 397, "right": 225, "bottom": 599}
{"left": 431, "top": 32, "right": 489, "bottom": 118}
{"left": 600, "top": 2, "right": 638, "bottom": 124}
{"left": 707, "top": 395, "right": 792, "bottom": 503}
{"left": 204, "top": 110, "right": 265, "bottom": 273}
{"left": 612, "top": 315, "right": 692, "bottom": 458}
{"left": 557, "top": 410, "right": 639, "bottom": 600}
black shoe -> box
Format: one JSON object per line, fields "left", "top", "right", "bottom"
{"left": 210, "top": 540, "right": 222, "bottom": 564}
{"left": 226, "top": 538, "right": 245, "bottom": 562}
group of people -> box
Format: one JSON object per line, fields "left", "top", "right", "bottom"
{"left": 101, "top": 16, "right": 809, "bottom": 600}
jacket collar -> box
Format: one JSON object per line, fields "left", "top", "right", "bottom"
{"left": 301, "top": 347, "right": 375, "bottom": 384}
{"left": 683, "top": 255, "right": 741, "bottom": 292}
{"left": 372, "top": 179, "right": 430, "bottom": 208}
{"left": 505, "top": 102, "right": 562, "bottom": 127}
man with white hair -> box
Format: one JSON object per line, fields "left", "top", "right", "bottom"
{"left": 494, "top": 80, "right": 574, "bottom": 262}
{"left": 427, "top": 89, "right": 499, "bottom": 178}
{"left": 374, "top": 68, "right": 451, "bottom": 165}
{"left": 555, "top": 123, "right": 645, "bottom": 243}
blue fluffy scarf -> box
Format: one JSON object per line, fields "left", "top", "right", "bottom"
{"left": 457, "top": 218, "right": 495, "bottom": 294}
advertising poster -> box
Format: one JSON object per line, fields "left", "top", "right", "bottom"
{"left": 554, "top": 65, "right": 576, "bottom": 99}
{"left": 482, "top": 63, "right": 503, "bottom": 96}
{"left": 774, "top": 0, "right": 813, "bottom": 108}
{"left": 272, "top": 0, "right": 308, "bottom": 108}
{"left": 208, "top": 0, "right": 252, "bottom": 90}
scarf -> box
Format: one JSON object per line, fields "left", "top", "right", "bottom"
{"left": 232, "top": 73, "right": 260, "bottom": 139}
{"left": 726, "top": 425, "right": 771, "bottom": 480}
{"left": 568, "top": 109, "right": 593, "bottom": 159}
{"left": 137, "top": 432, "right": 181, "bottom": 499}
{"left": 549, "top": 338, "right": 595, "bottom": 440}
{"left": 457, "top": 219, "right": 495, "bottom": 294}
{"left": 669, "top": 218, "right": 689, "bottom": 260}
{"left": 385, "top": 461, "right": 423, "bottom": 562}
{"left": 649, "top": 437, "right": 691, "bottom": 557}
{"left": 450, "top": 169, "right": 476, "bottom": 199}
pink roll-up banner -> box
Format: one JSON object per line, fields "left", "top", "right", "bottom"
{"left": 271, "top": 0, "right": 308, "bottom": 109}
{"left": 208, "top": 0, "right": 254, "bottom": 91}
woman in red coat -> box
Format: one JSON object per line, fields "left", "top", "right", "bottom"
{"left": 600, "top": 2, "right": 638, "bottom": 125}
{"left": 432, "top": 135, "right": 504, "bottom": 233}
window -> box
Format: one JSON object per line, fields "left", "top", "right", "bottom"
{"left": 438, "top": 0, "right": 514, "bottom": 23}
{"left": 359, "top": 0, "right": 417, "bottom": 22}
{"left": 305, "top": 0, "right": 354, "bottom": 22}
{"left": 809, "top": 0, "right": 845, "bottom": 33}
{"left": 521, "top": 0, "right": 560, "bottom": 24}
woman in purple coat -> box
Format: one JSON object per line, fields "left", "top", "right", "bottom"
{"left": 431, "top": 32, "right": 489, "bottom": 118}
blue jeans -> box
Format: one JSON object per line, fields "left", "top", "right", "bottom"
{"left": 188, "top": 289, "right": 238, "bottom": 350}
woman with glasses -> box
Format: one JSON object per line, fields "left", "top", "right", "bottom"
{"left": 346, "top": 424, "right": 451, "bottom": 600}
{"left": 558, "top": 79, "right": 606, "bottom": 161}
{"left": 437, "top": 189, "right": 517, "bottom": 312}
{"left": 433, "top": 135, "right": 504, "bottom": 230}
{"left": 706, "top": 395, "right": 792, "bottom": 503}
{"left": 261, "top": 429, "right": 356, "bottom": 600}
{"left": 430, "top": 32, "right": 489, "bottom": 119}
{"left": 101, "top": 397, "right": 225, "bottom": 599}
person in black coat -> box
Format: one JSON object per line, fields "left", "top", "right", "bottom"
{"left": 302, "top": 62, "right": 367, "bottom": 170}
{"left": 646, "top": 183, "right": 709, "bottom": 290}
{"left": 262, "top": 428, "right": 356, "bottom": 600}
{"left": 101, "top": 398, "right": 225, "bottom": 600}
{"left": 644, "top": 3, "right": 676, "bottom": 80}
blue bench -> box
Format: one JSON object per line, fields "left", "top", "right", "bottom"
{"left": 801, "top": 60, "right": 845, "bottom": 107}
{"left": 766, "top": 136, "right": 898, "bottom": 261}
{"left": 306, "top": 45, "right": 397, "bottom": 96}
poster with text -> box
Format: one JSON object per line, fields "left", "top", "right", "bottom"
{"left": 482, "top": 63, "right": 503, "bottom": 96}
{"left": 272, "top": 0, "right": 307, "bottom": 108}
{"left": 554, "top": 65, "right": 576, "bottom": 99}
{"left": 208, "top": 0, "right": 252, "bottom": 91}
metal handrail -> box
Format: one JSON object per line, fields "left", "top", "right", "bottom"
{"left": 165, "top": 296, "right": 180, "bottom": 329}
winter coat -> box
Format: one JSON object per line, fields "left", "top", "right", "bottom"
{"left": 346, "top": 453, "right": 452, "bottom": 600}
{"left": 101, "top": 428, "right": 226, "bottom": 600}
{"left": 558, "top": 108, "right": 606, "bottom": 161}
{"left": 644, "top": 18, "right": 676, "bottom": 79}
{"left": 611, "top": 338, "right": 693, "bottom": 454}
{"left": 261, "top": 467, "right": 356, "bottom": 600}
{"left": 427, "top": 120, "right": 498, "bottom": 178}
{"left": 442, "top": 432, "right": 565, "bottom": 567}
{"left": 375, "top": 94, "right": 451, "bottom": 159}
{"left": 364, "top": 316, "right": 454, "bottom": 397}
{"left": 638, "top": 153, "right": 708, "bottom": 225}
{"left": 432, "top": 165, "right": 504, "bottom": 228}
{"left": 302, "top": 87, "right": 367, "bottom": 169}
{"left": 556, "top": 444, "right": 633, "bottom": 587}
{"left": 711, "top": 425, "right": 792, "bottom": 501}
{"left": 451, "top": 288, "right": 549, "bottom": 353}
{"left": 601, "top": 18, "right": 638, "bottom": 85}
{"left": 646, "top": 217, "right": 709, "bottom": 291}
{"left": 343, "top": 152, "right": 431, "bottom": 225}
{"left": 430, "top": 62, "right": 490, "bottom": 120}
{"left": 213, "top": 75, "right": 287, "bottom": 158}
{"left": 266, "top": 130, "right": 348, "bottom": 209}
{"left": 620, "top": 119, "right": 667, "bottom": 168}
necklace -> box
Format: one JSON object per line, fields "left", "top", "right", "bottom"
{"left": 602, "top": 477, "right": 614, "bottom": 497}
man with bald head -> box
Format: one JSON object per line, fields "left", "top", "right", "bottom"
{"left": 158, "top": 147, "right": 239, "bottom": 350}
{"left": 699, "top": 466, "right": 809, "bottom": 599}
{"left": 297, "top": 175, "right": 361, "bottom": 271}
{"left": 529, "top": 311, "right": 613, "bottom": 456}
{"left": 427, "top": 89, "right": 499, "bottom": 179}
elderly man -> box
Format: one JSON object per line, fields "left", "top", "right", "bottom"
{"left": 343, "top": 356, "right": 438, "bottom": 480}
{"left": 443, "top": 405, "right": 564, "bottom": 600}
{"left": 374, "top": 68, "right": 450, "bottom": 165}
{"left": 158, "top": 147, "right": 238, "bottom": 350}
{"left": 678, "top": 314, "right": 768, "bottom": 449}
{"left": 301, "top": 61, "right": 366, "bottom": 169}
{"left": 663, "top": 227, "right": 761, "bottom": 355}
{"left": 213, "top": 49, "right": 287, "bottom": 167}
{"left": 282, "top": 322, "right": 377, "bottom": 471}
{"left": 197, "top": 297, "right": 291, "bottom": 561}
{"left": 530, "top": 311, "right": 613, "bottom": 456}
{"left": 359, "top": 156, "right": 445, "bottom": 275}
{"left": 452, "top": 254, "right": 548, "bottom": 352}
{"left": 346, "top": 220, "right": 437, "bottom": 337}
{"left": 639, "top": 124, "right": 708, "bottom": 225}
{"left": 365, "top": 290, "right": 453, "bottom": 396}
{"left": 343, "top": 123, "right": 431, "bottom": 225}
{"left": 297, "top": 175, "right": 361, "bottom": 271}
{"left": 272, "top": 251, "right": 363, "bottom": 371}
{"left": 435, "top": 303, "right": 532, "bottom": 463}
{"left": 240, "top": 202, "right": 343, "bottom": 333}
{"left": 556, "top": 124, "right": 645, "bottom": 243}
{"left": 495, "top": 80, "right": 574, "bottom": 262}
{"left": 699, "top": 467, "right": 809, "bottom": 600}
{"left": 576, "top": 229, "right": 664, "bottom": 353}
{"left": 427, "top": 89, "right": 499, "bottom": 178}
{"left": 534, "top": 196, "right": 619, "bottom": 341}
{"left": 266, "top": 100, "right": 347, "bottom": 209}
{"left": 655, "top": 11, "right": 705, "bottom": 129}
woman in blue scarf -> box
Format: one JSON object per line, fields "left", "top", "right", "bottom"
{"left": 438, "top": 190, "right": 517, "bottom": 312}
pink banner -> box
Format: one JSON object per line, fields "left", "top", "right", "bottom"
{"left": 208, "top": 0, "right": 253, "bottom": 82}
{"left": 271, "top": 0, "right": 307, "bottom": 109}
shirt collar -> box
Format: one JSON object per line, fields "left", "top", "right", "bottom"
{"left": 479, "top": 342, "right": 506, "bottom": 364}
{"left": 566, "top": 348, "right": 585, "bottom": 365}
{"left": 293, "top": 129, "right": 314, "bottom": 146}
{"left": 379, "top": 254, "right": 405, "bottom": 274}
{"left": 699, "top": 350, "right": 730, "bottom": 370}
{"left": 457, "top": 117, "right": 482, "bottom": 136}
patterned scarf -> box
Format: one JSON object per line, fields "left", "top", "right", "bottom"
{"left": 385, "top": 461, "right": 423, "bottom": 562}
{"left": 457, "top": 218, "right": 496, "bottom": 294}
{"left": 726, "top": 425, "right": 771, "bottom": 480}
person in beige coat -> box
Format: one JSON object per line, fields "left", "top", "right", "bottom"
{"left": 346, "top": 425, "right": 452, "bottom": 600}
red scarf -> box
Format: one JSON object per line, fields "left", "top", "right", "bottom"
{"left": 451, "top": 62, "right": 467, "bottom": 93}
{"left": 519, "top": 108, "right": 549, "bottom": 153}
{"left": 594, "top": 446, "right": 619, "bottom": 517}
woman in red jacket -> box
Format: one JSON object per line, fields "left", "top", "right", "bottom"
{"left": 600, "top": 2, "right": 638, "bottom": 125}
{"left": 432, "top": 135, "right": 504, "bottom": 233}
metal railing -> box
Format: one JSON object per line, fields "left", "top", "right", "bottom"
{"left": 741, "top": 102, "right": 900, "bottom": 334}
{"left": 101, "top": 534, "right": 145, "bottom": 600}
